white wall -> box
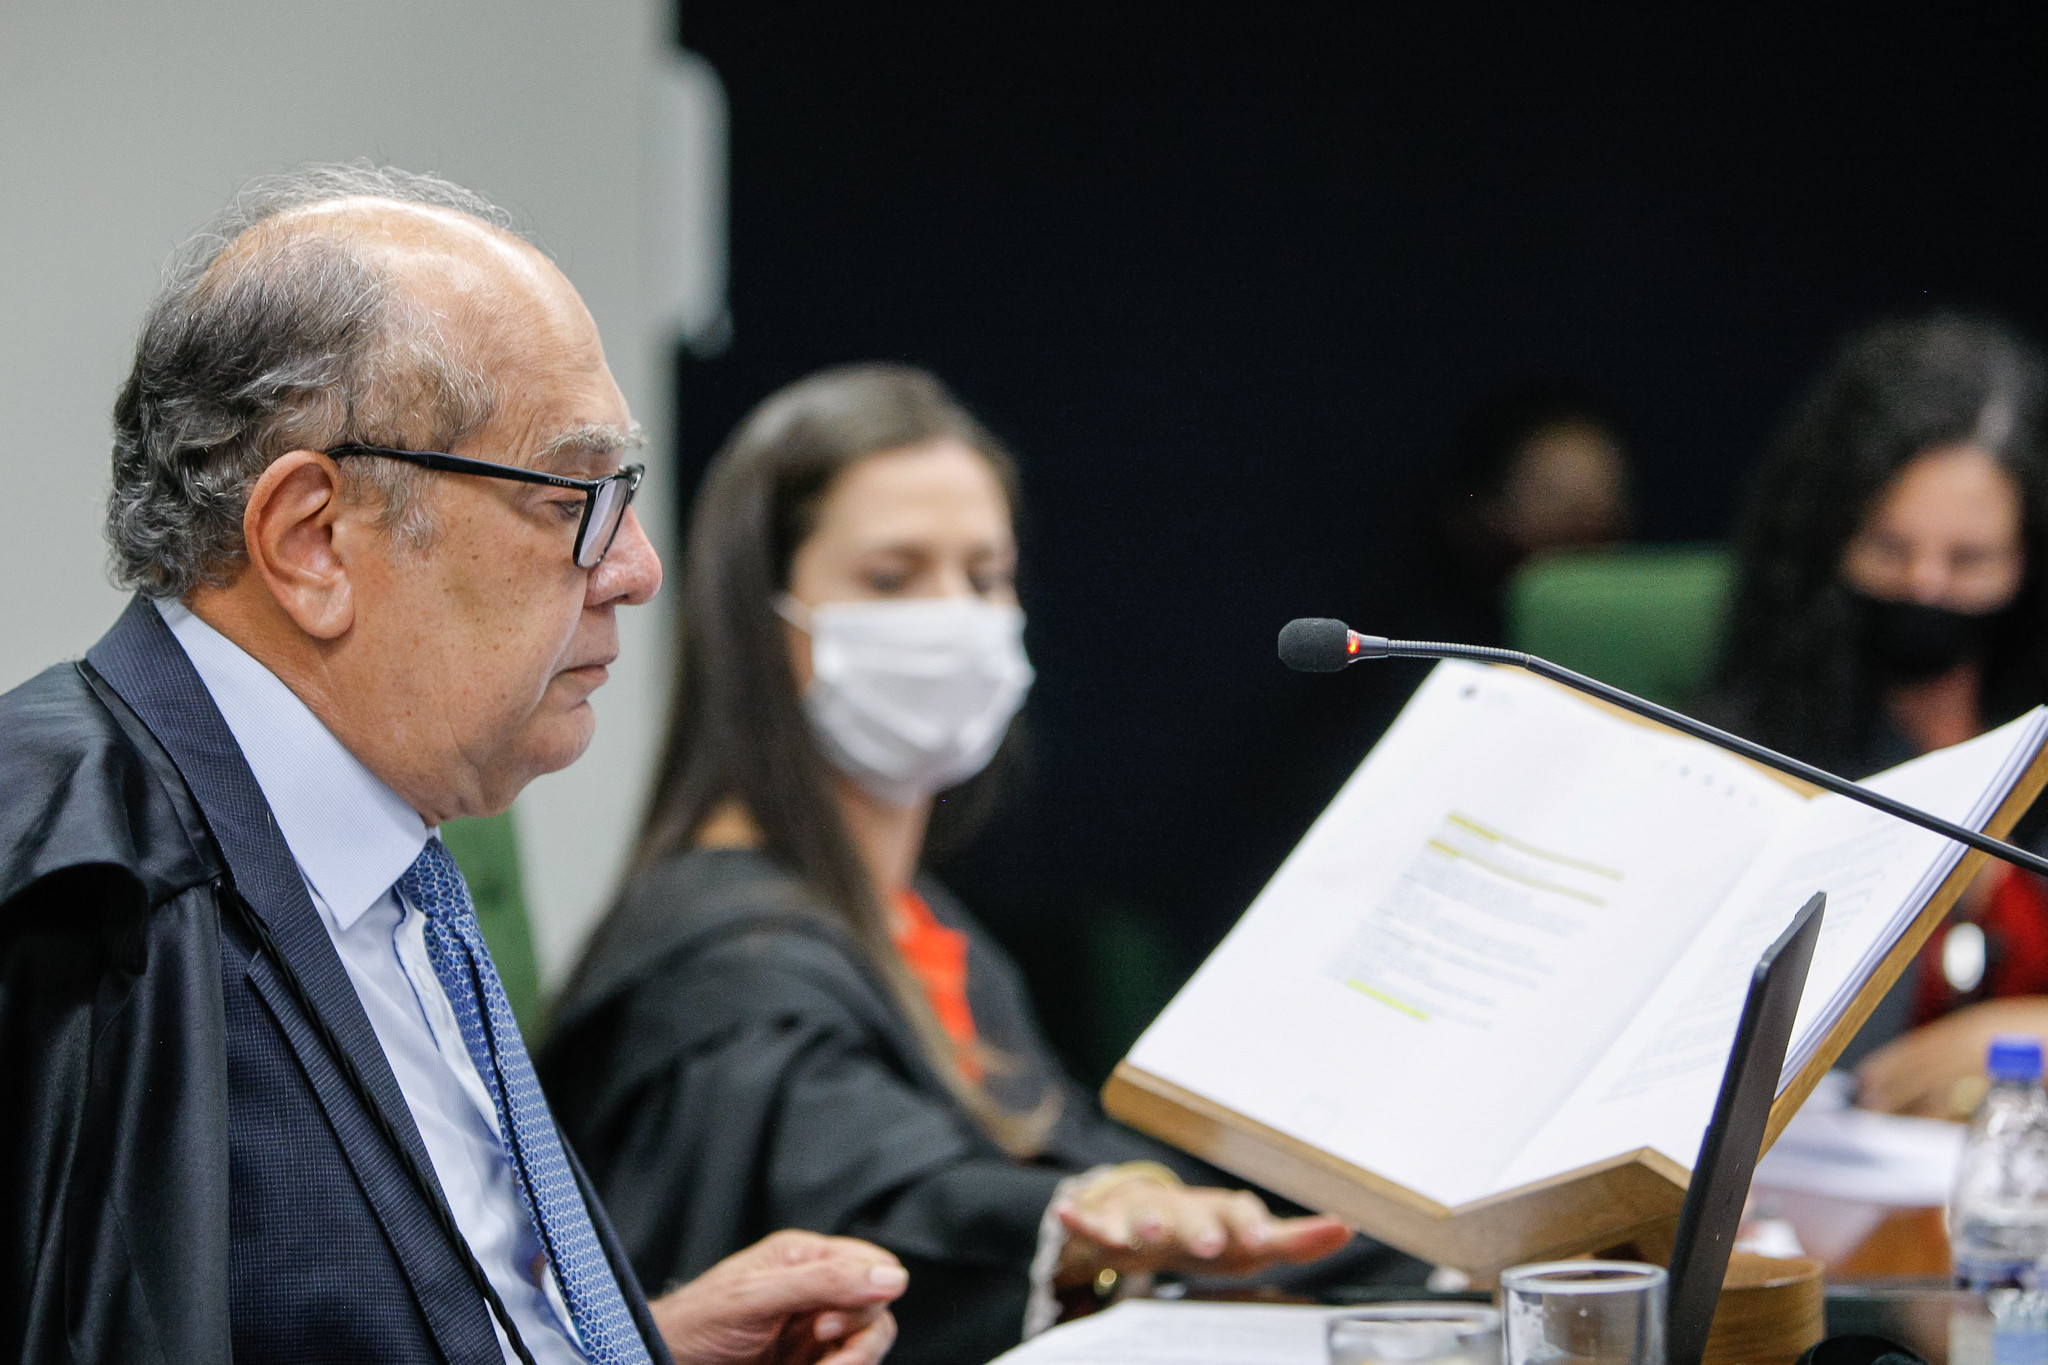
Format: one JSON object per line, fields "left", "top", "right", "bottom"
{"left": 0, "top": 1, "right": 726, "bottom": 985}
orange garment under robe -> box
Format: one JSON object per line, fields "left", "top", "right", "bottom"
{"left": 892, "top": 888, "right": 984, "bottom": 1082}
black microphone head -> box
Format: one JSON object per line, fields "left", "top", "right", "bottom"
{"left": 1279, "top": 618, "right": 1355, "bottom": 672}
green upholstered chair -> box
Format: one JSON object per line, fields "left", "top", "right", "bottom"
{"left": 439, "top": 811, "right": 545, "bottom": 1039}
{"left": 1505, "top": 545, "right": 1733, "bottom": 710}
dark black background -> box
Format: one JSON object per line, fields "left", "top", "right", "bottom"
{"left": 671, "top": 3, "right": 2048, "bottom": 1081}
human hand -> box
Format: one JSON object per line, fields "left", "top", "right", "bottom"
{"left": 1052, "top": 1166, "right": 1352, "bottom": 1284}
{"left": 649, "top": 1229, "right": 905, "bottom": 1365}
{"left": 1856, "top": 997, "right": 2048, "bottom": 1118}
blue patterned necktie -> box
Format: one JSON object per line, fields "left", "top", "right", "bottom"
{"left": 397, "top": 838, "right": 651, "bottom": 1365}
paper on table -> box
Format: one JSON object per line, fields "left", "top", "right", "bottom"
{"left": 987, "top": 1301, "right": 1336, "bottom": 1365}
{"left": 1752, "top": 1074, "right": 1962, "bottom": 1207}
{"left": 1129, "top": 662, "right": 1800, "bottom": 1207}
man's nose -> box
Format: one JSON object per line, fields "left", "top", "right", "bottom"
{"left": 588, "top": 507, "right": 664, "bottom": 607}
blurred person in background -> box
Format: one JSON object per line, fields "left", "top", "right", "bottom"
{"left": 1714, "top": 314, "right": 2048, "bottom": 1118}
{"left": 540, "top": 364, "right": 1405, "bottom": 1365}
{"left": 1427, "top": 380, "right": 1635, "bottom": 643}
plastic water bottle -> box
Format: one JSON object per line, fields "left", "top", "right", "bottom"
{"left": 1952, "top": 1035, "right": 2048, "bottom": 1364}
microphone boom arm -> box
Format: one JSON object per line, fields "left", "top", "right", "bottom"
{"left": 1353, "top": 633, "right": 2048, "bottom": 881}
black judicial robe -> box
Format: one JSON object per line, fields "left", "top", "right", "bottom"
{"left": 0, "top": 597, "right": 666, "bottom": 1364}
{"left": 541, "top": 847, "right": 1423, "bottom": 1365}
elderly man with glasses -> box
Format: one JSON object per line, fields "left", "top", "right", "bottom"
{"left": 0, "top": 165, "right": 904, "bottom": 1365}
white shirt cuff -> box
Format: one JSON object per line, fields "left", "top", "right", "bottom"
{"left": 1022, "top": 1167, "right": 1113, "bottom": 1339}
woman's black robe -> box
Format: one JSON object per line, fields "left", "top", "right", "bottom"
{"left": 539, "top": 848, "right": 1419, "bottom": 1365}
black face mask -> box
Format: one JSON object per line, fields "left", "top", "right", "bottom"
{"left": 1849, "top": 589, "right": 1996, "bottom": 683}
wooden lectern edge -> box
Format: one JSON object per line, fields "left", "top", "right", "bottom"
{"left": 1105, "top": 1061, "right": 1693, "bottom": 1273}
{"left": 1103, "top": 1062, "right": 1449, "bottom": 1218}
{"left": 1103, "top": 710, "right": 2048, "bottom": 1271}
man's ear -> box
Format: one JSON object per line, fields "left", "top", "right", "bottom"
{"left": 243, "top": 451, "right": 356, "bottom": 640}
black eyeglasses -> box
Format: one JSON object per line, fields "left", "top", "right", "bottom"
{"left": 327, "top": 444, "right": 645, "bottom": 569}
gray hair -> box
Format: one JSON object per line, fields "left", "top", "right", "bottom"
{"left": 106, "top": 161, "right": 529, "bottom": 597}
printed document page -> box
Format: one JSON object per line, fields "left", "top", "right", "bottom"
{"left": 1499, "top": 710, "right": 2048, "bottom": 1194}
{"left": 1752, "top": 1072, "right": 1962, "bottom": 1207}
{"left": 988, "top": 1302, "right": 1333, "bottom": 1365}
{"left": 1128, "top": 662, "right": 1802, "bottom": 1207}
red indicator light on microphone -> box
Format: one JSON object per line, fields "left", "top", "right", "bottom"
{"left": 1346, "top": 632, "right": 1362, "bottom": 655}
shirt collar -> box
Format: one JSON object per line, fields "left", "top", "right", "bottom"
{"left": 156, "top": 598, "right": 431, "bottom": 930}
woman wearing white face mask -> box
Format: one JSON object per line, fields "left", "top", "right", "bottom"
{"left": 540, "top": 365, "right": 1378, "bottom": 1365}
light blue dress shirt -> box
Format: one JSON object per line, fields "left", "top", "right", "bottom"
{"left": 158, "top": 599, "right": 590, "bottom": 1365}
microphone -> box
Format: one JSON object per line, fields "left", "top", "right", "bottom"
{"left": 1278, "top": 617, "right": 1384, "bottom": 671}
{"left": 1279, "top": 617, "right": 2048, "bottom": 879}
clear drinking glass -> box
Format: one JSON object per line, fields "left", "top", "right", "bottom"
{"left": 1327, "top": 1304, "right": 1503, "bottom": 1365}
{"left": 1500, "top": 1261, "right": 1667, "bottom": 1365}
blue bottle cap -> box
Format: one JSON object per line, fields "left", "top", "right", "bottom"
{"left": 1988, "top": 1035, "right": 2045, "bottom": 1082}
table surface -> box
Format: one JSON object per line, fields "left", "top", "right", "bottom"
{"left": 1003, "top": 1290, "right": 1989, "bottom": 1365}
{"left": 1164, "top": 1203, "right": 1972, "bottom": 1361}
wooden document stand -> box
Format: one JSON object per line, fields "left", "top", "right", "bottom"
{"left": 1104, "top": 725, "right": 2048, "bottom": 1277}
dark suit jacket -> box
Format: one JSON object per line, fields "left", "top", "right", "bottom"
{"left": 0, "top": 595, "right": 667, "bottom": 1364}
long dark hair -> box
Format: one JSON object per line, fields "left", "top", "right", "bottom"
{"left": 1717, "top": 314, "right": 2048, "bottom": 772}
{"left": 631, "top": 362, "right": 1054, "bottom": 1154}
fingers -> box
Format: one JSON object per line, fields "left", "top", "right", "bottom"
{"left": 814, "top": 1303, "right": 888, "bottom": 1341}
{"left": 1215, "top": 1190, "right": 1276, "bottom": 1255}
{"left": 652, "top": 1235, "right": 903, "bottom": 1365}
{"left": 1895, "top": 1068, "right": 1961, "bottom": 1118}
{"left": 815, "top": 1311, "right": 897, "bottom": 1365}
{"left": 1854, "top": 1044, "right": 1911, "bottom": 1114}
{"left": 1171, "top": 1190, "right": 1228, "bottom": 1259}
{"left": 1060, "top": 1186, "right": 1183, "bottom": 1257}
{"left": 727, "top": 1240, "right": 907, "bottom": 1321}
{"left": 1855, "top": 998, "right": 2048, "bottom": 1118}
{"left": 752, "top": 1227, "right": 847, "bottom": 1266}
{"left": 1267, "top": 1214, "right": 1355, "bottom": 1263}
{"left": 1059, "top": 1195, "right": 1135, "bottom": 1251}
{"left": 1062, "top": 1183, "right": 1342, "bottom": 1275}
{"left": 1857, "top": 1033, "right": 1944, "bottom": 1116}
